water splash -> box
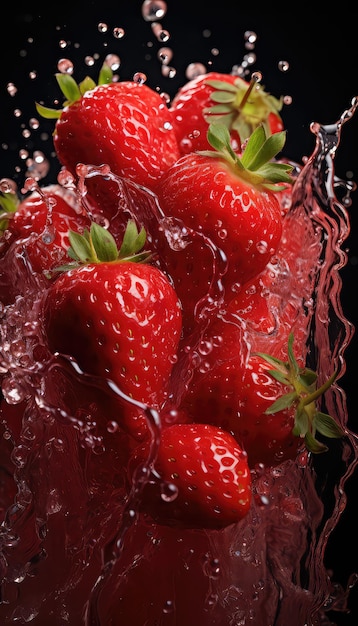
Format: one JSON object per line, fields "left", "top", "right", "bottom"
{"left": 0, "top": 97, "right": 357, "bottom": 625}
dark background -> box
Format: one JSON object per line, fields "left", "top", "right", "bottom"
{"left": 1, "top": 2, "right": 357, "bottom": 624}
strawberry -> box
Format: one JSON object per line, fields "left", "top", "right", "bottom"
{"left": 170, "top": 71, "right": 284, "bottom": 155}
{"left": 0, "top": 183, "right": 90, "bottom": 302}
{"left": 42, "top": 220, "right": 182, "bottom": 440}
{"left": 36, "top": 65, "right": 181, "bottom": 216}
{"left": 155, "top": 122, "right": 293, "bottom": 336}
{"left": 131, "top": 421, "right": 251, "bottom": 529}
{"left": 182, "top": 331, "right": 344, "bottom": 468}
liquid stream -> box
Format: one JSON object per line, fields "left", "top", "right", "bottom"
{"left": 0, "top": 99, "right": 357, "bottom": 625}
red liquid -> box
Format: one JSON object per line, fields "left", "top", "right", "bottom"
{"left": 0, "top": 104, "right": 357, "bottom": 626}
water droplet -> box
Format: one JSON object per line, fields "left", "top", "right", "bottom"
{"left": 142, "top": 0, "right": 167, "bottom": 22}
{"left": 113, "top": 27, "right": 125, "bottom": 39}
{"left": 98, "top": 22, "right": 108, "bottom": 33}
{"left": 244, "top": 30, "right": 257, "bottom": 44}
{"left": 161, "top": 65, "right": 176, "bottom": 78}
{"left": 6, "top": 83, "right": 17, "bottom": 97}
{"left": 133, "top": 72, "right": 147, "bottom": 85}
{"left": 57, "top": 58, "right": 74, "bottom": 74}
{"left": 29, "top": 118, "right": 40, "bottom": 130}
{"left": 157, "top": 46, "right": 173, "bottom": 65}
{"left": 2, "top": 377, "right": 27, "bottom": 404}
{"left": 160, "top": 481, "right": 178, "bottom": 502}
{"left": 104, "top": 53, "right": 121, "bottom": 71}
{"left": 278, "top": 60, "right": 290, "bottom": 72}
{"left": 162, "top": 599, "right": 174, "bottom": 614}
{"left": 243, "top": 52, "right": 256, "bottom": 66}
{"left": 185, "top": 62, "right": 207, "bottom": 80}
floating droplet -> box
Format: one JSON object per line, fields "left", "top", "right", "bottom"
{"left": 142, "top": 0, "right": 167, "bottom": 22}
{"left": 185, "top": 62, "right": 206, "bottom": 80}
{"left": 6, "top": 83, "right": 17, "bottom": 97}
{"left": 98, "top": 22, "right": 108, "bottom": 33}
{"left": 113, "top": 27, "right": 125, "bottom": 39}
{"left": 104, "top": 53, "right": 121, "bottom": 71}
{"left": 278, "top": 60, "right": 290, "bottom": 72}
{"left": 57, "top": 58, "right": 74, "bottom": 74}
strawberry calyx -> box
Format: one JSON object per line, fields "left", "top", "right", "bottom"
{"left": 0, "top": 190, "right": 20, "bottom": 234}
{"left": 199, "top": 122, "right": 293, "bottom": 191}
{"left": 254, "top": 333, "right": 345, "bottom": 454}
{"left": 203, "top": 74, "right": 283, "bottom": 143}
{"left": 55, "top": 220, "right": 151, "bottom": 272}
{"left": 35, "top": 63, "right": 113, "bottom": 120}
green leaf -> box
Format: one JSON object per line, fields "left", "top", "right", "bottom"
{"left": 90, "top": 222, "right": 119, "bottom": 261}
{"left": 55, "top": 73, "right": 82, "bottom": 103}
{"left": 79, "top": 75, "right": 97, "bottom": 95}
{"left": 35, "top": 102, "right": 62, "bottom": 120}
{"left": 314, "top": 412, "right": 345, "bottom": 439}
{"left": 204, "top": 104, "right": 233, "bottom": 116}
{"left": 204, "top": 79, "right": 239, "bottom": 93}
{"left": 210, "top": 91, "right": 236, "bottom": 104}
{"left": 68, "top": 229, "right": 94, "bottom": 262}
{"left": 267, "top": 369, "right": 290, "bottom": 385}
{"left": 292, "top": 406, "right": 309, "bottom": 436}
{"left": 98, "top": 63, "right": 113, "bottom": 85}
{"left": 0, "top": 191, "right": 19, "bottom": 215}
{"left": 240, "top": 125, "right": 266, "bottom": 169}
{"left": 265, "top": 391, "right": 297, "bottom": 414}
{"left": 118, "top": 220, "right": 144, "bottom": 257}
{"left": 299, "top": 368, "right": 317, "bottom": 387}
{"left": 305, "top": 430, "right": 328, "bottom": 454}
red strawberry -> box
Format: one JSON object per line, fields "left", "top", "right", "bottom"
{"left": 131, "top": 421, "right": 251, "bottom": 529}
{"left": 42, "top": 220, "right": 182, "bottom": 441}
{"left": 170, "top": 71, "right": 284, "bottom": 155}
{"left": 36, "top": 65, "right": 180, "bottom": 215}
{"left": 0, "top": 183, "right": 90, "bottom": 302}
{"left": 155, "top": 122, "right": 292, "bottom": 336}
{"left": 182, "top": 331, "right": 344, "bottom": 468}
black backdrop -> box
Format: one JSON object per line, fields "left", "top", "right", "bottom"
{"left": 1, "top": 2, "right": 357, "bottom": 624}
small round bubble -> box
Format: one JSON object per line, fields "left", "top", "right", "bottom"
{"left": 142, "top": 0, "right": 167, "bottom": 22}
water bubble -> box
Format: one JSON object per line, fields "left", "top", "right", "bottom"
{"left": 133, "top": 72, "right": 147, "bottom": 84}
{"left": 151, "top": 22, "right": 170, "bottom": 42}
{"left": 6, "top": 83, "right": 17, "bottom": 97}
{"left": 185, "top": 62, "right": 207, "bottom": 80}
{"left": 0, "top": 178, "right": 17, "bottom": 194}
{"left": 160, "top": 481, "right": 178, "bottom": 502}
{"left": 85, "top": 56, "right": 95, "bottom": 67}
{"left": 278, "top": 60, "right": 290, "bottom": 72}
{"left": 157, "top": 46, "right": 173, "bottom": 65}
{"left": 244, "top": 30, "right": 257, "bottom": 44}
{"left": 142, "top": 0, "right": 167, "bottom": 22}
{"left": 163, "top": 599, "right": 174, "bottom": 614}
{"left": 2, "top": 377, "right": 27, "bottom": 404}
{"left": 113, "top": 27, "right": 125, "bottom": 39}
{"left": 57, "top": 58, "right": 74, "bottom": 74}
{"left": 29, "top": 118, "right": 40, "bottom": 130}
{"left": 104, "top": 53, "right": 121, "bottom": 71}
{"left": 161, "top": 65, "right": 176, "bottom": 78}
{"left": 98, "top": 22, "right": 108, "bottom": 33}
{"left": 107, "top": 420, "right": 119, "bottom": 433}
{"left": 243, "top": 53, "right": 256, "bottom": 66}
